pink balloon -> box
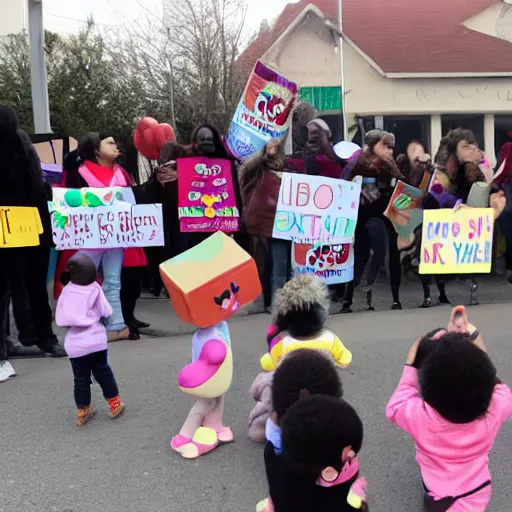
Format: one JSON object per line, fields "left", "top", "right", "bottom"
{"left": 134, "top": 117, "right": 175, "bottom": 160}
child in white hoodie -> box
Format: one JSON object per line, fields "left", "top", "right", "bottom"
{"left": 56, "top": 253, "right": 125, "bottom": 426}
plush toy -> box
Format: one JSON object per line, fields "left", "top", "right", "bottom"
{"left": 260, "top": 275, "right": 353, "bottom": 372}
{"left": 159, "top": 232, "right": 261, "bottom": 459}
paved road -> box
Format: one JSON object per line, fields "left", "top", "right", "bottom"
{"left": 1, "top": 304, "right": 512, "bottom": 512}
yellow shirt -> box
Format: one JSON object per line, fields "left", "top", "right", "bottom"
{"left": 260, "top": 329, "right": 353, "bottom": 371}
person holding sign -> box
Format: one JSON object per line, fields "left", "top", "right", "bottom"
{"left": 0, "top": 105, "right": 66, "bottom": 365}
{"left": 342, "top": 130, "right": 405, "bottom": 312}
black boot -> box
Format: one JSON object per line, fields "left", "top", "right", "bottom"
{"left": 366, "top": 290, "right": 375, "bottom": 311}
{"left": 132, "top": 318, "right": 150, "bottom": 329}
{"left": 37, "top": 338, "right": 67, "bottom": 358}
{"left": 7, "top": 338, "right": 46, "bottom": 358}
{"left": 468, "top": 280, "right": 478, "bottom": 306}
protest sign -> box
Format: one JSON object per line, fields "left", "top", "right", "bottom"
{"left": 49, "top": 203, "right": 164, "bottom": 250}
{"left": 226, "top": 61, "right": 297, "bottom": 159}
{"left": 272, "top": 173, "right": 362, "bottom": 245}
{"left": 0, "top": 207, "right": 42, "bottom": 247}
{"left": 292, "top": 242, "right": 354, "bottom": 284}
{"left": 420, "top": 208, "right": 494, "bottom": 275}
{"left": 177, "top": 157, "right": 240, "bottom": 233}
{"left": 51, "top": 186, "right": 135, "bottom": 208}
{"left": 384, "top": 180, "right": 424, "bottom": 239}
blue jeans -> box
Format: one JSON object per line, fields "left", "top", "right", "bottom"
{"left": 270, "top": 239, "right": 291, "bottom": 301}
{"left": 80, "top": 249, "right": 125, "bottom": 332}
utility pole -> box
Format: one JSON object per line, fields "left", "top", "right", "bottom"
{"left": 28, "top": 0, "right": 51, "bottom": 133}
{"left": 338, "top": 0, "right": 348, "bottom": 141}
{"left": 162, "top": 0, "right": 177, "bottom": 134}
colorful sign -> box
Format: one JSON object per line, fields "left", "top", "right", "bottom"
{"left": 0, "top": 207, "right": 42, "bottom": 247}
{"left": 292, "top": 242, "right": 354, "bottom": 284}
{"left": 48, "top": 187, "right": 163, "bottom": 250}
{"left": 384, "top": 180, "right": 424, "bottom": 239}
{"left": 226, "top": 61, "right": 297, "bottom": 159}
{"left": 177, "top": 157, "right": 240, "bottom": 233}
{"left": 272, "top": 173, "right": 362, "bottom": 245}
{"left": 420, "top": 208, "right": 494, "bottom": 275}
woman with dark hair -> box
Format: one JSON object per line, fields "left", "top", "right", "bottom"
{"left": 341, "top": 129, "right": 405, "bottom": 312}
{"left": 56, "top": 133, "right": 148, "bottom": 341}
{"left": 0, "top": 106, "right": 66, "bottom": 377}
{"left": 186, "top": 124, "right": 245, "bottom": 250}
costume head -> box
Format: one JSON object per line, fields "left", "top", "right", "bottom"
{"left": 159, "top": 231, "right": 261, "bottom": 327}
{"left": 191, "top": 124, "right": 228, "bottom": 159}
{"left": 79, "top": 133, "right": 120, "bottom": 166}
{"left": 273, "top": 275, "right": 329, "bottom": 338}
{"left": 272, "top": 348, "right": 342, "bottom": 422}
{"left": 419, "top": 332, "right": 497, "bottom": 424}
{"left": 282, "top": 395, "right": 363, "bottom": 481}
{"left": 67, "top": 253, "right": 97, "bottom": 286}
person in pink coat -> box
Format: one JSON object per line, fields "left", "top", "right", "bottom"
{"left": 386, "top": 307, "right": 512, "bottom": 511}
{"left": 56, "top": 253, "right": 126, "bottom": 426}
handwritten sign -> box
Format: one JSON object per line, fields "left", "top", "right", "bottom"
{"left": 384, "top": 180, "right": 424, "bottom": 239}
{"left": 292, "top": 242, "right": 354, "bottom": 284}
{"left": 49, "top": 203, "right": 164, "bottom": 250}
{"left": 226, "top": 61, "right": 297, "bottom": 159}
{"left": 52, "top": 187, "right": 135, "bottom": 208}
{"left": 272, "top": 173, "right": 361, "bottom": 244}
{"left": 177, "top": 157, "right": 240, "bottom": 233}
{"left": 0, "top": 207, "right": 42, "bottom": 247}
{"left": 420, "top": 208, "right": 494, "bottom": 274}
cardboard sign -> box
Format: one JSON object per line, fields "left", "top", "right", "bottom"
{"left": 49, "top": 203, "right": 164, "bottom": 250}
{"left": 420, "top": 208, "right": 494, "bottom": 275}
{"left": 292, "top": 242, "right": 354, "bottom": 284}
{"left": 384, "top": 180, "right": 424, "bottom": 239}
{"left": 177, "top": 157, "right": 240, "bottom": 233}
{"left": 51, "top": 187, "right": 135, "bottom": 208}
{"left": 226, "top": 61, "right": 298, "bottom": 159}
{"left": 159, "top": 232, "right": 261, "bottom": 327}
{"left": 0, "top": 207, "right": 42, "bottom": 247}
{"left": 272, "top": 173, "right": 362, "bottom": 244}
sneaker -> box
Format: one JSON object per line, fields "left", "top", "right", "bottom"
{"left": 0, "top": 360, "right": 13, "bottom": 382}
{"left": 76, "top": 404, "right": 96, "bottom": 427}
{"left": 2, "top": 360, "right": 16, "bottom": 378}
{"left": 107, "top": 396, "right": 125, "bottom": 419}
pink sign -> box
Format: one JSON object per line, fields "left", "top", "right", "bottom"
{"left": 177, "top": 157, "right": 240, "bottom": 232}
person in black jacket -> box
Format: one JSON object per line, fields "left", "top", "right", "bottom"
{"left": 0, "top": 105, "right": 66, "bottom": 364}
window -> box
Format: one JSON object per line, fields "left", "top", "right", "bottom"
{"left": 495, "top": 115, "right": 512, "bottom": 157}
{"left": 441, "top": 115, "right": 485, "bottom": 150}
{"left": 384, "top": 116, "right": 431, "bottom": 156}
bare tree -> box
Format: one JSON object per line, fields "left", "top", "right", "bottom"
{"left": 116, "top": 0, "right": 247, "bottom": 142}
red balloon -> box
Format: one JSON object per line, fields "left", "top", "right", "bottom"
{"left": 134, "top": 117, "right": 175, "bottom": 160}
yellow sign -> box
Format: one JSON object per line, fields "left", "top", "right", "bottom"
{"left": 0, "top": 207, "right": 43, "bottom": 247}
{"left": 420, "top": 208, "right": 494, "bottom": 275}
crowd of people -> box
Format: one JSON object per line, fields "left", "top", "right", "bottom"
{"left": 1, "top": 101, "right": 512, "bottom": 381}
{"left": 1, "top": 101, "right": 512, "bottom": 510}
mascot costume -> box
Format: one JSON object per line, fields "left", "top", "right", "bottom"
{"left": 159, "top": 232, "right": 261, "bottom": 459}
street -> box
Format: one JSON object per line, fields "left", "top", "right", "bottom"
{"left": 1, "top": 301, "right": 512, "bottom": 512}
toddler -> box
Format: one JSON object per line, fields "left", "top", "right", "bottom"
{"left": 258, "top": 349, "right": 367, "bottom": 511}
{"left": 56, "top": 253, "right": 125, "bottom": 426}
{"left": 386, "top": 307, "right": 512, "bottom": 511}
{"left": 249, "top": 275, "right": 352, "bottom": 442}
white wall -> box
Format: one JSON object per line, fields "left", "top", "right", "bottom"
{"left": 0, "top": 0, "right": 27, "bottom": 36}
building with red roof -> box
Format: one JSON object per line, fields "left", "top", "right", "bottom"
{"left": 238, "top": 0, "right": 512, "bottom": 160}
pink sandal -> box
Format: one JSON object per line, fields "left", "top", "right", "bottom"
{"left": 172, "top": 427, "right": 219, "bottom": 459}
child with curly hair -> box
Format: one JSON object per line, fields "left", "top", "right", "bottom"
{"left": 248, "top": 275, "right": 352, "bottom": 442}
{"left": 386, "top": 307, "right": 512, "bottom": 511}
{"left": 257, "top": 349, "right": 368, "bottom": 511}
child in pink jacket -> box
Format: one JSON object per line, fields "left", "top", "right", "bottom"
{"left": 386, "top": 308, "right": 512, "bottom": 511}
{"left": 56, "top": 253, "right": 125, "bottom": 426}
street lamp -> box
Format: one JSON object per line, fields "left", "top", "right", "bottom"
{"left": 28, "top": 0, "right": 51, "bottom": 133}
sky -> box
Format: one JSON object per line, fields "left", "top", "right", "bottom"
{"left": 42, "top": 0, "right": 297, "bottom": 35}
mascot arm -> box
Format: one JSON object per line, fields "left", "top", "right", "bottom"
{"left": 331, "top": 336, "right": 353, "bottom": 368}
{"left": 260, "top": 341, "right": 283, "bottom": 372}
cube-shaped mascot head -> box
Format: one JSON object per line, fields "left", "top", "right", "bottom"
{"left": 159, "top": 232, "right": 261, "bottom": 327}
